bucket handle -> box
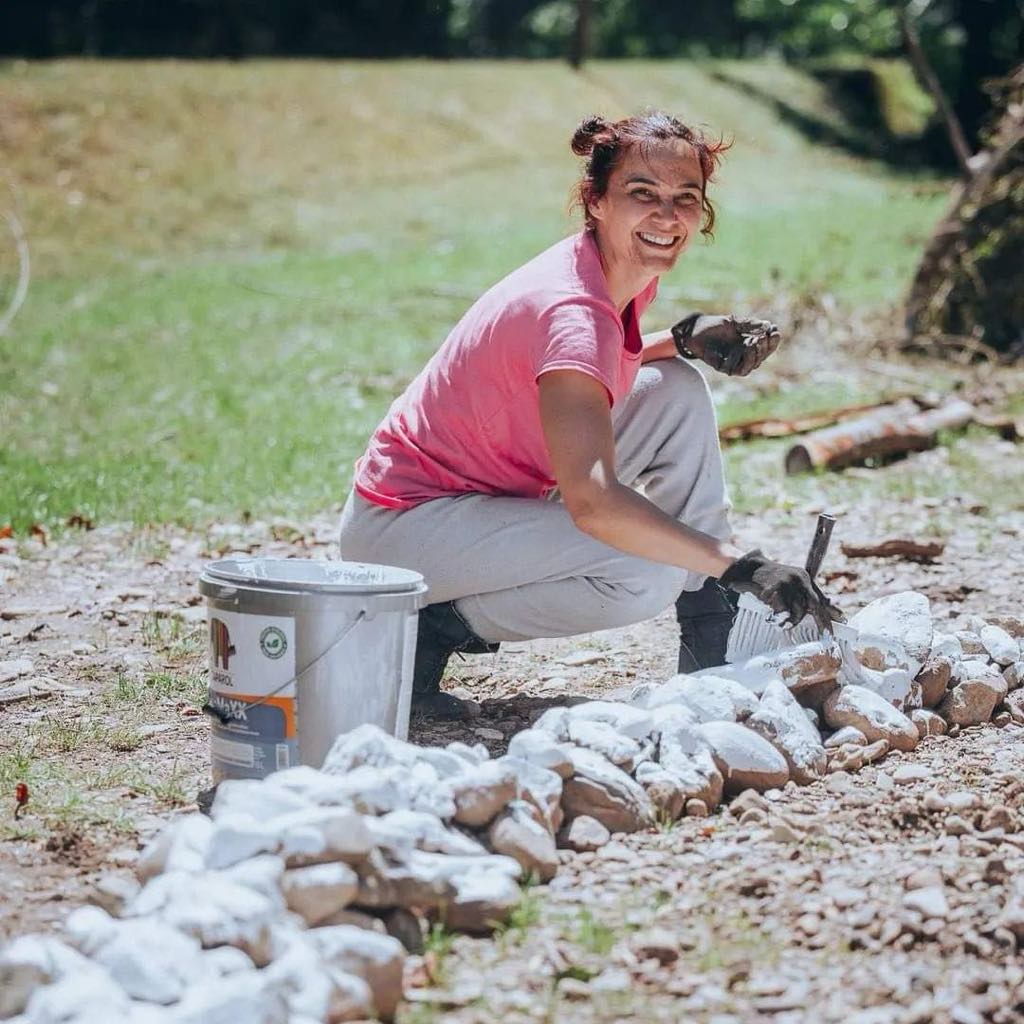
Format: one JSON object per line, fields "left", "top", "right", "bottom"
{"left": 202, "top": 609, "right": 367, "bottom": 726}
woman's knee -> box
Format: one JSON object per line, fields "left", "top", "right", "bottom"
{"left": 586, "top": 566, "right": 687, "bottom": 630}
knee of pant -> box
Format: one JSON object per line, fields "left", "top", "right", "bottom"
{"left": 639, "top": 358, "right": 715, "bottom": 417}
{"left": 588, "top": 568, "right": 687, "bottom": 629}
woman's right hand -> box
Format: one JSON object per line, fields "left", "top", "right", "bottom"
{"left": 719, "top": 549, "right": 843, "bottom": 633}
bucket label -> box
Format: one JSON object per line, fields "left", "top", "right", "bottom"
{"left": 207, "top": 609, "right": 297, "bottom": 779}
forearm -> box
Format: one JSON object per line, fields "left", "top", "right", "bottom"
{"left": 573, "top": 482, "right": 740, "bottom": 578}
{"left": 640, "top": 328, "right": 679, "bottom": 364}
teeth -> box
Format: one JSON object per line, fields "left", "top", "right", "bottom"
{"left": 639, "top": 232, "right": 675, "bottom": 246}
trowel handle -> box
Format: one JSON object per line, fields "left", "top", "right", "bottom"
{"left": 805, "top": 513, "right": 836, "bottom": 581}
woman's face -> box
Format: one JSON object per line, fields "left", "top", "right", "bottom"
{"left": 588, "top": 139, "right": 706, "bottom": 276}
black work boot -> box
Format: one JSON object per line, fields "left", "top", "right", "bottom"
{"left": 412, "top": 601, "right": 499, "bottom": 719}
{"left": 675, "top": 578, "right": 738, "bottom": 673}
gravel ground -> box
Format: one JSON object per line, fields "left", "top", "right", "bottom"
{"left": 2, "top": 434, "right": 1023, "bottom": 1021}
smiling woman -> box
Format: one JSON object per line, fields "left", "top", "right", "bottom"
{"left": 339, "top": 110, "right": 842, "bottom": 719}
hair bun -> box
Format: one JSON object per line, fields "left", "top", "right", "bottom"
{"left": 571, "top": 115, "right": 615, "bottom": 156}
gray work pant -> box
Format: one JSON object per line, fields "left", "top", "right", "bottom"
{"left": 338, "top": 357, "right": 731, "bottom": 643}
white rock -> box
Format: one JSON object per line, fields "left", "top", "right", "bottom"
{"left": 559, "top": 815, "right": 611, "bottom": 852}
{"left": 69, "top": 908, "right": 209, "bottom": 1005}
{"left": 531, "top": 707, "right": 571, "bottom": 741}
{"left": 282, "top": 862, "right": 358, "bottom": 926}
{"left": 892, "top": 764, "right": 932, "bottom": 785}
{"left": 263, "top": 939, "right": 372, "bottom": 1023}
{"left": 445, "top": 740, "right": 490, "bottom": 765}
{"left": 210, "top": 778, "right": 310, "bottom": 823}
{"left": 506, "top": 729, "right": 573, "bottom": 778}
{"left": 709, "top": 641, "right": 842, "bottom": 695}
{"left": 981, "top": 624, "right": 1019, "bottom": 667}
{"left": 219, "top": 854, "right": 286, "bottom": 903}
{"left": 449, "top": 759, "right": 518, "bottom": 828}
{"left": 326, "top": 762, "right": 455, "bottom": 819}
{"left": 24, "top": 969, "right": 132, "bottom": 1023}
{"left": 201, "top": 947, "right": 254, "bottom": 977}
{"left": 487, "top": 800, "right": 559, "bottom": 882}
{"left": 745, "top": 679, "right": 827, "bottom": 784}
{"left": 561, "top": 746, "right": 654, "bottom": 833}
{"left": 954, "top": 630, "right": 986, "bottom": 656}
{"left": 269, "top": 806, "right": 375, "bottom": 867}
{"left": 1005, "top": 662, "right": 1024, "bottom": 692}
{"left": 373, "top": 810, "right": 487, "bottom": 857}
{"left": 305, "top": 926, "right": 406, "bottom": 1019}
{"left": 501, "top": 756, "right": 564, "bottom": 833}
{"left": 169, "top": 970, "right": 289, "bottom": 1024}
{"left": 849, "top": 592, "right": 933, "bottom": 676}
{"left": 824, "top": 726, "right": 867, "bottom": 749}
{"left": 640, "top": 673, "right": 759, "bottom": 722}
{"left": 137, "top": 815, "right": 214, "bottom": 882}
{"left": 822, "top": 685, "right": 919, "bottom": 752}
{"left": 842, "top": 663, "right": 914, "bottom": 710}
{"left": 951, "top": 657, "right": 1003, "bottom": 684}
{"left": 911, "top": 709, "right": 947, "bottom": 738}
{"left": 694, "top": 721, "right": 789, "bottom": 794}
{"left": 0, "top": 936, "right": 103, "bottom": 1018}
{"left": 566, "top": 718, "right": 641, "bottom": 766}
{"left": 443, "top": 867, "right": 523, "bottom": 935}
{"left": 205, "top": 819, "right": 279, "bottom": 871}
{"left": 563, "top": 701, "right": 654, "bottom": 740}
{"left": 930, "top": 631, "right": 964, "bottom": 663}
{"left": 127, "top": 869, "right": 283, "bottom": 966}
{"left": 847, "top": 633, "right": 915, "bottom": 675}
{"left": 902, "top": 886, "right": 948, "bottom": 919}
{"left": 321, "top": 723, "right": 418, "bottom": 774}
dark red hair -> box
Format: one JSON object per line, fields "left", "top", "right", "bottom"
{"left": 570, "top": 111, "right": 731, "bottom": 238}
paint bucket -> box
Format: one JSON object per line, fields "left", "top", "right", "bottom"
{"left": 198, "top": 558, "right": 428, "bottom": 782}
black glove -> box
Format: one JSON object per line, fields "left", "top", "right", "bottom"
{"left": 719, "top": 549, "right": 844, "bottom": 634}
{"left": 672, "top": 314, "right": 781, "bottom": 377}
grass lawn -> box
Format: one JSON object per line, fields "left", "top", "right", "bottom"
{"left": 0, "top": 59, "right": 967, "bottom": 532}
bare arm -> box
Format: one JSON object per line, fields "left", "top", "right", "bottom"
{"left": 537, "top": 369, "right": 740, "bottom": 577}
{"left": 640, "top": 327, "right": 677, "bottom": 364}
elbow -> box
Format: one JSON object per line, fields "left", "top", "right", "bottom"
{"left": 563, "top": 483, "right": 615, "bottom": 535}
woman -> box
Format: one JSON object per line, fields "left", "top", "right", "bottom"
{"left": 340, "top": 111, "right": 840, "bottom": 719}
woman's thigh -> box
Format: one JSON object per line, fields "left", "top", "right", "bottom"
{"left": 339, "top": 488, "right": 684, "bottom": 606}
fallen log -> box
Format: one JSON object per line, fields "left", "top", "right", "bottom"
{"left": 719, "top": 399, "right": 907, "bottom": 445}
{"left": 840, "top": 539, "right": 946, "bottom": 563}
{"left": 784, "top": 398, "right": 975, "bottom": 474}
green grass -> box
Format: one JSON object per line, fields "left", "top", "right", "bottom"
{"left": 0, "top": 59, "right": 952, "bottom": 532}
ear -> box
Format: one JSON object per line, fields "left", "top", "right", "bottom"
{"left": 587, "top": 188, "right": 608, "bottom": 226}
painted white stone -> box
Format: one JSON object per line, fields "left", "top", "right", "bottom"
{"left": 843, "top": 663, "right": 914, "bottom": 710}
{"left": 169, "top": 970, "right": 289, "bottom": 1024}
{"left": 449, "top": 759, "right": 519, "bottom": 828}
{"left": 443, "top": 867, "right": 523, "bottom": 935}
{"left": 954, "top": 630, "right": 986, "bottom": 657}
{"left": 849, "top": 592, "right": 933, "bottom": 676}
{"left": 531, "top": 707, "right": 571, "bottom": 742}
{"left": 500, "top": 756, "right": 564, "bottom": 834}
{"left": 0, "top": 937, "right": 105, "bottom": 1019}
{"left": 205, "top": 818, "right": 279, "bottom": 871}
{"left": 281, "top": 862, "right": 358, "bottom": 926}
{"left": 487, "top": 800, "right": 559, "bottom": 882}
{"left": 127, "top": 869, "right": 283, "bottom": 967}
{"left": 910, "top": 708, "right": 947, "bottom": 738}
{"left": 201, "top": 947, "right": 254, "bottom": 977}
{"left": 210, "top": 778, "right": 310, "bottom": 823}
{"left": 694, "top": 721, "right": 789, "bottom": 794}
{"left": 563, "top": 701, "right": 655, "bottom": 740}
{"left": 846, "top": 633, "right": 914, "bottom": 675}
{"left": 373, "top": 810, "right": 487, "bottom": 857}
{"left": 824, "top": 726, "right": 867, "bottom": 749}
{"left": 951, "top": 657, "right": 1002, "bottom": 684}
{"left": 219, "top": 854, "right": 286, "bottom": 903}
{"left": 24, "top": 969, "right": 133, "bottom": 1023}
{"left": 305, "top": 926, "right": 406, "bottom": 1020}
{"left": 559, "top": 814, "right": 610, "bottom": 852}
{"left": 561, "top": 746, "right": 654, "bottom": 833}
{"left": 324, "top": 762, "right": 455, "bottom": 819}
{"left": 137, "top": 815, "right": 213, "bottom": 883}
{"left": 70, "top": 908, "right": 209, "bottom": 1005}
{"left": 981, "top": 624, "right": 1019, "bottom": 667}
{"left": 321, "top": 723, "right": 419, "bottom": 775}
{"left": 269, "top": 806, "right": 375, "bottom": 867}
{"left": 822, "top": 685, "right": 919, "bottom": 752}
{"left": 506, "top": 729, "right": 573, "bottom": 778}
{"left": 745, "top": 679, "right": 827, "bottom": 785}
{"left": 641, "top": 673, "right": 759, "bottom": 722}
{"left": 1005, "top": 661, "right": 1024, "bottom": 692}
{"left": 263, "top": 939, "right": 373, "bottom": 1023}
{"left": 938, "top": 675, "right": 1007, "bottom": 727}
{"left": 566, "top": 718, "right": 641, "bottom": 766}
{"left": 930, "top": 631, "right": 964, "bottom": 663}
{"left": 445, "top": 740, "right": 490, "bottom": 765}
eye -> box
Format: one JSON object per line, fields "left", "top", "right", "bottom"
{"left": 676, "top": 193, "right": 700, "bottom": 207}
{"left": 630, "top": 189, "right": 655, "bottom": 201}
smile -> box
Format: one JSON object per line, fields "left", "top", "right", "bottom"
{"left": 637, "top": 231, "right": 678, "bottom": 249}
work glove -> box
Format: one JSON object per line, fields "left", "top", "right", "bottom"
{"left": 719, "top": 549, "right": 844, "bottom": 634}
{"left": 672, "top": 313, "right": 781, "bottom": 377}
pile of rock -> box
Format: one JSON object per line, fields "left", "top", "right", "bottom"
{"left": 3, "top": 593, "right": 1022, "bottom": 1022}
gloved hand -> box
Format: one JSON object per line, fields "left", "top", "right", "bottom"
{"left": 719, "top": 549, "right": 844, "bottom": 634}
{"left": 672, "top": 314, "right": 781, "bottom": 377}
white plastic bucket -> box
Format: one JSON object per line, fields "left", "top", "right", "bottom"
{"left": 199, "top": 558, "right": 428, "bottom": 782}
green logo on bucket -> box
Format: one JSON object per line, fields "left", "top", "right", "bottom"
{"left": 259, "top": 626, "right": 288, "bottom": 660}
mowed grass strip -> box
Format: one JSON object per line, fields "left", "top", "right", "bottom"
{"left": 1, "top": 60, "right": 949, "bottom": 531}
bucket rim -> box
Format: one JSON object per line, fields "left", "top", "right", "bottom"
{"left": 200, "top": 557, "right": 426, "bottom": 595}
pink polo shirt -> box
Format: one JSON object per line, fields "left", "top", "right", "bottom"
{"left": 353, "top": 230, "right": 658, "bottom": 510}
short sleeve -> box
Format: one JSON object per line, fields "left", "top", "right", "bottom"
{"left": 533, "top": 298, "right": 623, "bottom": 405}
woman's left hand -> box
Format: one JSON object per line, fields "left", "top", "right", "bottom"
{"left": 676, "top": 314, "right": 782, "bottom": 377}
